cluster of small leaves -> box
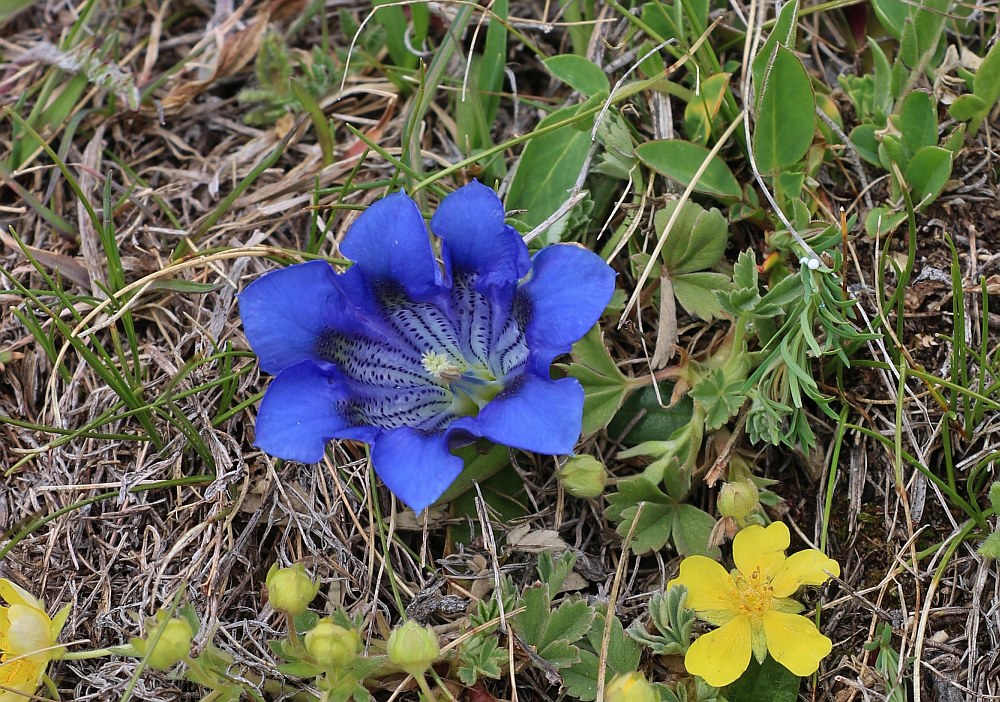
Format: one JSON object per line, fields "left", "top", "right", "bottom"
{"left": 238, "top": 29, "right": 342, "bottom": 125}
{"left": 456, "top": 553, "right": 644, "bottom": 699}
{"left": 720, "top": 236, "right": 872, "bottom": 450}
{"left": 626, "top": 587, "right": 695, "bottom": 656}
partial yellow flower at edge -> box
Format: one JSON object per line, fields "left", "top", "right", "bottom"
{"left": 0, "top": 578, "right": 70, "bottom": 702}
{"left": 667, "top": 522, "right": 840, "bottom": 688}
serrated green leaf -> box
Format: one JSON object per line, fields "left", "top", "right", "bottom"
{"left": 544, "top": 54, "right": 610, "bottom": 96}
{"left": 690, "top": 368, "right": 745, "bottom": 430}
{"left": 672, "top": 271, "right": 730, "bottom": 320}
{"left": 458, "top": 636, "right": 506, "bottom": 684}
{"left": 754, "top": 46, "right": 815, "bottom": 171}
{"left": 605, "top": 477, "right": 677, "bottom": 554}
{"left": 563, "top": 610, "right": 642, "bottom": 701}
{"left": 515, "top": 592, "right": 595, "bottom": 669}
{"left": 655, "top": 200, "right": 729, "bottom": 275}
{"left": 537, "top": 551, "right": 576, "bottom": 595}
{"left": 566, "top": 326, "right": 635, "bottom": 435}
{"left": 635, "top": 140, "right": 742, "bottom": 201}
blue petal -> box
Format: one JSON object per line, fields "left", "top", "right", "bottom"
{"left": 340, "top": 191, "right": 444, "bottom": 299}
{"left": 254, "top": 361, "right": 377, "bottom": 463}
{"left": 432, "top": 181, "right": 530, "bottom": 288}
{"left": 239, "top": 260, "right": 349, "bottom": 375}
{"left": 519, "top": 244, "right": 616, "bottom": 359}
{"left": 457, "top": 374, "right": 584, "bottom": 455}
{"left": 371, "top": 427, "right": 464, "bottom": 512}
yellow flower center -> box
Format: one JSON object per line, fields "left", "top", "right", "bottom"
{"left": 733, "top": 566, "right": 773, "bottom": 617}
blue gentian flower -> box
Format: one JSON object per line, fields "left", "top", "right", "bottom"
{"left": 239, "top": 181, "right": 616, "bottom": 512}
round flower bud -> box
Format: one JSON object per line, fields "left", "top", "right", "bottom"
{"left": 557, "top": 456, "right": 608, "bottom": 499}
{"left": 266, "top": 563, "right": 319, "bottom": 617}
{"left": 145, "top": 618, "right": 194, "bottom": 671}
{"left": 717, "top": 480, "right": 759, "bottom": 520}
{"left": 605, "top": 672, "right": 656, "bottom": 702}
{"left": 386, "top": 620, "right": 439, "bottom": 677}
{"left": 305, "top": 619, "right": 360, "bottom": 668}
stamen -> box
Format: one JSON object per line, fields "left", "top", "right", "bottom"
{"left": 421, "top": 351, "right": 462, "bottom": 381}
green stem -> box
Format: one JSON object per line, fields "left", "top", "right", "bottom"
{"left": 414, "top": 672, "right": 439, "bottom": 702}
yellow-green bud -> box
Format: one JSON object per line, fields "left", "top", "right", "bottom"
{"left": 717, "top": 480, "right": 759, "bottom": 520}
{"left": 305, "top": 619, "right": 360, "bottom": 668}
{"left": 557, "top": 455, "right": 607, "bottom": 499}
{"left": 266, "top": 563, "right": 319, "bottom": 617}
{"left": 605, "top": 672, "right": 657, "bottom": 702}
{"left": 386, "top": 620, "right": 439, "bottom": 677}
{"left": 144, "top": 618, "right": 194, "bottom": 671}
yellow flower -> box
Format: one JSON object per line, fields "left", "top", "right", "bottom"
{"left": 0, "top": 579, "right": 69, "bottom": 702}
{"left": 667, "top": 522, "right": 840, "bottom": 688}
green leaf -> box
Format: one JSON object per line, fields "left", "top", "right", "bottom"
{"left": 627, "top": 588, "right": 695, "bottom": 655}
{"left": 973, "top": 37, "right": 1000, "bottom": 107}
{"left": 671, "top": 504, "right": 719, "bottom": 557}
{"left": 725, "top": 655, "right": 801, "bottom": 702}
{"left": 750, "top": 1, "right": 800, "bottom": 92}
{"left": 904, "top": 145, "right": 952, "bottom": 207}
{"left": 690, "top": 368, "right": 745, "bottom": 430}
{"left": 566, "top": 326, "right": 635, "bottom": 435}
{"left": 605, "top": 477, "right": 676, "bottom": 554}
{"left": 849, "top": 124, "right": 881, "bottom": 166}
{"left": 949, "top": 94, "right": 987, "bottom": 122}
{"left": 506, "top": 101, "right": 595, "bottom": 236}
{"left": 871, "top": 0, "right": 907, "bottom": 38}
{"left": 544, "top": 54, "right": 610, "bottom": 96}
{"left": 684, "top": 73, "right": 731, "bottom": 145}
{"left": 458, "top": 636, "right": 506, "bottom": 685}
{"left": 607, "top": 383, "right": 694, "bottom": 446}
{"left": 655, "top": 200, "right": 729, "bottom": 275}
{"left": 864, "top": 206, "right": 907, "bottom": 238}
{"left": 563, "top": 609, "right": 642, "bottom": 701}
{"left": 536, "top": 552, "right": 577, "bottom": 596}
{"left": 892, "top": 90, "right": 937, "bottom": 154}
{"left": 515, "top": 589, "right": 595, "bottom": 669}
{"left": 635, "top": 140, "right": 742, "bottom": 200}
{"left": 672, "top": 271, "right": 730, "bottom": 320}
{"left": 753, "top": 46, "right": 815, "bottom": 171}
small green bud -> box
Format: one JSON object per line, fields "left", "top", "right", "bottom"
{"left": 717, "top": 480, "right": 759, "bottom": 520}
{"left": 305, "top": 619, "right": 360, "bottom": 668}
{"left": 386, "top": 620, "right": 439, "bottom": 677}
{"left": 266, "top": 563, "right": 319, "bottom": 616}
{"left": 988, "top": 481, "right": 1000, "bottom": 511}
{"left": 138, "top": 617, "right": 194, "bottom": 671}
{"left": 557, "top": 455, "right": 608, "bottom": 499}
{"left": 605, "top": 672, "right": 657, "bottom": 702}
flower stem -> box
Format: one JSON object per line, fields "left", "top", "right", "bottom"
{"left": 414, "top": 672, "right": 439, "bottom": 702}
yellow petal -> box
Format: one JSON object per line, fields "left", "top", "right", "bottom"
{"left": 4, "top": 605, "right": 53, "bottom": 659}
{"left": 733, "top": 522, "right": 789, "bottom": 579}
{"left": 683, "top": 616, "right": 752, "bottom": 687}
{"left": 0, "top": 581, "right": 42, "bottom": 612}
{"left": 761, "top": 610, "right": 833, "bottom": 677}
{"left": 0, "top": 657, "right": 46, "bottom": 702}
{"left": 770, "top": 550, "right": 841, "bottom": 598}
{"left": 667, "top": 556, "right": 738, "bottom": 613}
